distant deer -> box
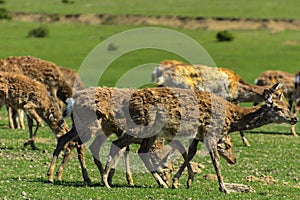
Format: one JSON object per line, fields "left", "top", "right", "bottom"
{"left": 101, "top": 83, "right": 297, "bottom": 193}
{"left": 155, "top": 60, "right": 272, "bottom": 146}
{"left": 255, "top": 70, "right": 298, "bottom": 136}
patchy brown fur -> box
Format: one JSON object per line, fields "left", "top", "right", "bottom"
{"left": 47, "top": 87, "right": 183, "bottom": 186}
{"left": 102, "top": 84, "right": 297, "bottom": 192}
{"left": 255, "top": 70, "right": 298, "bottom": 136}
{"left": 58, "top": 66, "right": 85, "bottom": 92}
{"left": 0, "top": 56, "right": 73, "bottom": 130}
{"left": 0, "top": 72, "right": 67, "bottom": 149}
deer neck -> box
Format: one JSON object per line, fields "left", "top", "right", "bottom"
{"left": 235, "top": 81, "right": 268, "bottom": 103}
{"left": 229, "top": 105, "right": 272, "bottom": 132}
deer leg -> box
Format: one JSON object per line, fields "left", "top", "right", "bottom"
{"left": 56, "top": 140, "right": 76, "bottom": 181}
{"left": 89, "top": 133, "right": 108, "bottom": 184}
{"left": 239, "top": 131, "right": 251, "bottom": 147}
{"left": 107, "top": 146, "right": 129, "bottom": 187}
{"left": 138, "top": 137, "right": 169, "bottom": 188}
{"left": 47, "top": 126, "right": 77, "bottom": 183}
{"left": 8, "top": 106, "right": 16, "bottom": 129}
{"left": 209, "top": 144, "right": 229, "bottom": 193}
{"left": 103, "top": 134, "right": 135, "bottom": 189}
{"left": 124, "top": 146, "right": 134, "bottom": 186}
{"left": 75, "top": 143, "right": 92, "bottom": 186}
{"left": 18, "top": 109, "right": 25, "bottom": 129}
{"left": 291, "top": 101, "right": 299, "bottom": 136}
{"left": 172, "top": 139, "right": 199, "bottom": 189}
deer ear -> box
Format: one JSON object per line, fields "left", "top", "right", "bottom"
{"left": 263, "top": 89, "right": 273, "bottom": 105}
{"left": 270, "top": 82, "right": 283, "bottom": 92}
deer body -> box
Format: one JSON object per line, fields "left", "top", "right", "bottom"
{"left": 102, "top": 84, "right": 297, "bottom": 192}
{"left": 0, "top": 72, "right": 67, "bottom": 149}
{"left": 0, "top": 56, "right": 72, "bottom": 130}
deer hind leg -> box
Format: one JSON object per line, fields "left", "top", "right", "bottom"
{"left": 239, "top": 131, "right": 251, "bottom": 147}
{"left": 75, "top": 143, "right": 92, "bottom": 186}
{"left": 47, "top": 126, "right": 77, "bottom": 183}
{"left": 208, "top": 142, "right": 229, "bottom": 193}
{"left": 89, "top": 133, "right": 108, "bottom": 184}
{"left": 24, "top": 110, "right": 42, "bottom": 150}
{"left": 172, "top": 139, "right": 199, "bottom": 189}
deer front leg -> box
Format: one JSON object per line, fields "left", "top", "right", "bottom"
{"left": 209, "top": 144, "right": 229, "bottom": 193}
{"left": 47, "top": 127, "right": 77, "bottom": 183}
{"left": 56, "top": 140, "right": 76, "bottom": 181}
{"left": 172, "top": 139, "right": 199, "bottom": 189}
{"left": 291, "top": 101, "right": 299, "bottom": 136}
{"left": 138, "top": 137, "right": 169, "bottom": 188}
{"left": 103, "top": 134, "right": 135, "bottom": 189}
{"left": 76, "top": 143, "right": 92, "bottom": 186}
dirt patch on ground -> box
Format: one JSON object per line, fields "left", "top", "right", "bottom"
{"left": 11, "top": 12, "right": 300, "bottom": 31}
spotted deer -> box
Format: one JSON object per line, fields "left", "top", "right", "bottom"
{"left": 255, "top": 70, "right": 298, "bottom": 136}
{"left": 47, "top": 87, "right": 192, "bottom": 187}
{"left": 0, "top": 72, "right": 68, "bottom": 150}
{"left": 101, "top": 83, "right": 297, "bottom": 193}
{"left": 155, "top": 60, "right": 273, "bottom": 146}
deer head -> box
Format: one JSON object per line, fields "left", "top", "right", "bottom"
{"left": 217, "top": 135, "right": 236, "bottom": 165}
{"left": 263, "top": 83, "right": 298, "bottom": 125}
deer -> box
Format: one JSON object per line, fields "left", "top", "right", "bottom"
{"left": 0, "top": 72, "right": 68, "bottom": 150}
{"left": 0, "top": 56, "right": 73, "bottom": 130}
{"left": 154, "top": 60, "right": 281, "bottom": 146}
{"left": 47, "top": 87, "right": 193, "bottom": 187}
{"left": 101, "top": 83, "right": 297, "bottom": 193}
{"left": 47, "top": 87, "right": 235, "bottom": 186}
{"left": 255, "top": 70, "right": 298, "bottom": 136}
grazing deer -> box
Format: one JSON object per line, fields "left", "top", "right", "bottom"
{"left": 47, "top": 87, "right": 189, "bottom": 186}
{"left": 0, "top": 56, "right": 73, "bottom": 130}
{"left": 155, "top": 60, "right": 272, "bottom": 146}
{"left": 255, "top": 70, "right": 298, "bottom": 136}
{"left": 101, "top": 83, "right": 297, "bottom": 193}
{"left": 0, "top": 72, "right": 68, "bottom": 150}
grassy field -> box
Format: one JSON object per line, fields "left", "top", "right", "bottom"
{"left": 4, "top": 0, "right": 300, "bottom": 19}
{"left": 1, "top": 1, "right": 300, "bottom": 199}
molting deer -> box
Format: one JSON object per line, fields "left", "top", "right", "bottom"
{"left": 154, "top": 60, "right": 272, "bottom": 146}
{"left": 0, "top": 72, "right": 68, "bottom": 150}
{"left": 0, "top": 56, "right": 73, "bottom": 130}
{"left": 255, "top": 70, "right": 298, "bottom": 136}
{"left": 101, "top": 83, "right": 297, "bottom": 193}
{"left": 47, "top": 87, "right": 189, "bottom": 186}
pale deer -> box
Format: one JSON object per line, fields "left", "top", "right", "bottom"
{"left": 155, "top": 60, "right": 272, "bottom": 146}
{"left": 101, "top": 83, "right": 297, "bottom": 193}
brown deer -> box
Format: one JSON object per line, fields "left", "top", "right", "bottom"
{"left": 0, "top": 56, "right": 73, "bottom": 130}
{"left": 255, "top": 70, "right": 298, "bottom": 136}
{"left": 0, "top": 72, "right": 68, "bottom": 150}
{"left": 101, "top": 83, "right": 297, "bottom": 193}
{"left": 47, "top": 87, "right": 191, "bottom": 186}
{"left": 155, "top": 60, "right": 272, "bottom": 146}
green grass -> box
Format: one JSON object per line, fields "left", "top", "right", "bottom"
{"left": 1, "top": 21, "right": 299, "bottom": 86}
{"left": 1, "top": 3, "right": 300, "bottom": 199}
{"left": 1, "top": 109, "right": 300, "bottom": 199}
{"left": 4, "top": 0, "right": 300, "bottom": 19}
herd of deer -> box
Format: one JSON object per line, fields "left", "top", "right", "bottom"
{"left": 1, "top": 56, "right": 299, "bottom": 193}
